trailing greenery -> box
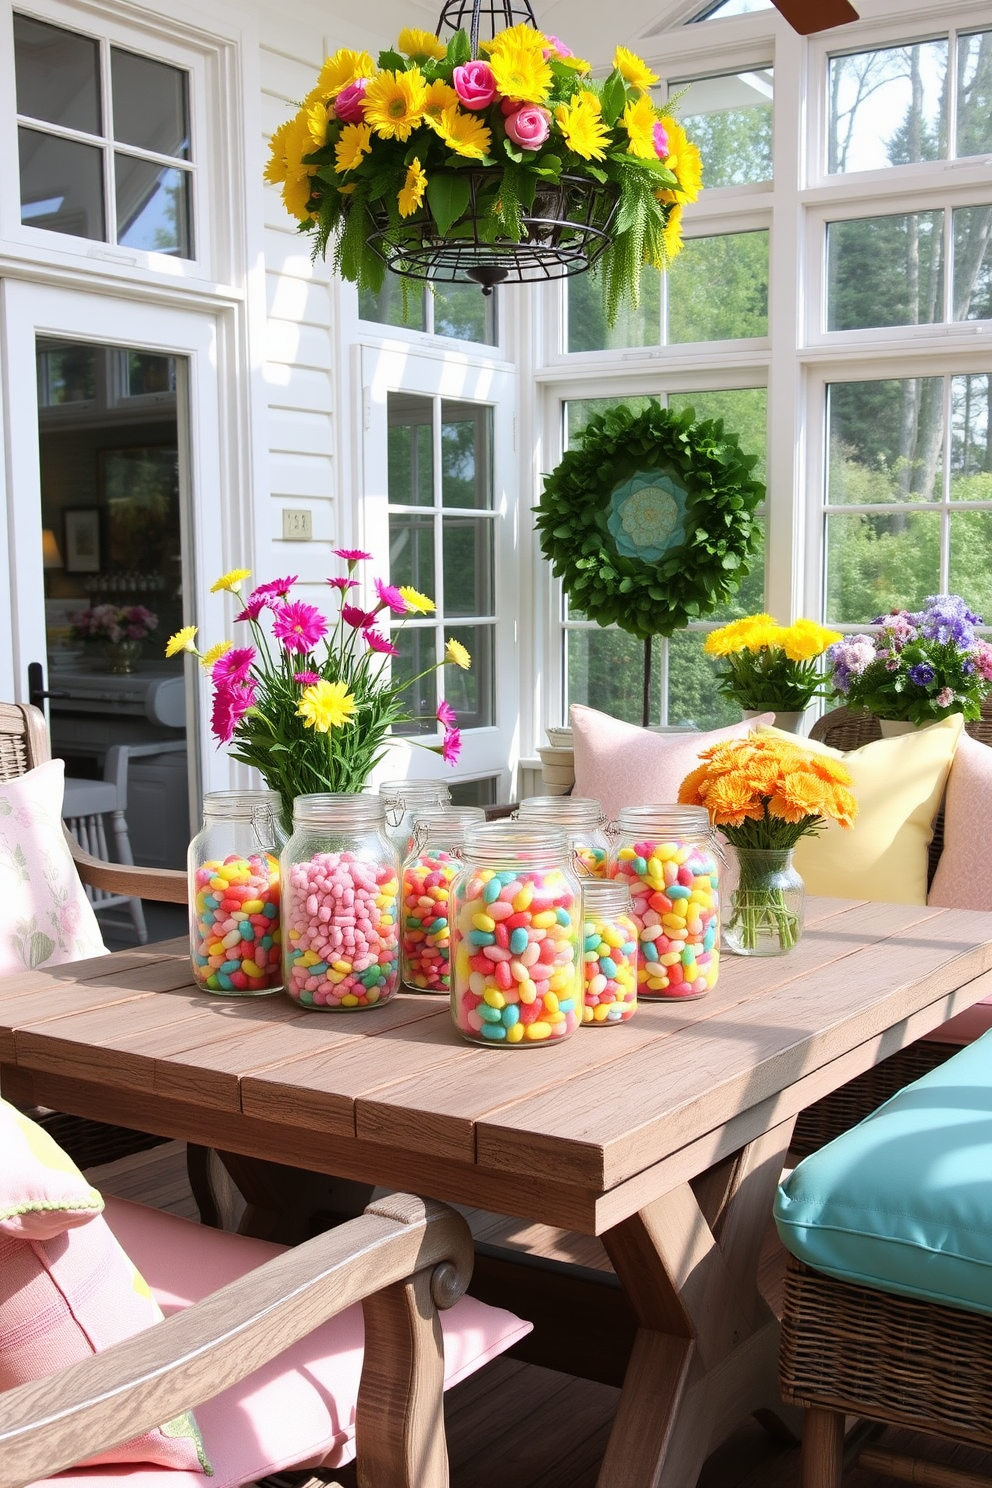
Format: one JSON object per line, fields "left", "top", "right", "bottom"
{"left": 535, "top": 400, "right": 765, "bottom": 641}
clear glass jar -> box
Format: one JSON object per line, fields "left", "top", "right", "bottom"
{"left": 379, "top": 779, "right": 452, "bottom": 858}
{"left": 581, "top": 880, "right": 638, "bottom": 1026}
{"left": 400, "top": 807, "right": 487, "bottom": 993}
{"left": 281, "top": 794, "right": 400, "bottom": 1010}
{"left": 188, "top": 791, "right": 285, "bottom": 996}
{"left": 722, "top": 846, "right": 805, "bottom": 957}
{"left": 612, "top": 805, "right": 721, "bottom": 1001}
{"left": 449, "top": 822, "right": 582, "bottom": 1047}
{"left": 517, "top": 795, "right": 610, "bottom": 878}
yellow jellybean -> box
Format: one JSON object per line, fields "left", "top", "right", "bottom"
{"left": 524, "top": 1021, "right": 552, "bottom": 1040}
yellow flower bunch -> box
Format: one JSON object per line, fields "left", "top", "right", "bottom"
{"left": 704, "top": 613, "right": 842, "bottom": 711}
{"left": 679, "top": 734, "right": 857, "bottom": 849}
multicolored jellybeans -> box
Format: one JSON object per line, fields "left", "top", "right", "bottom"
{"left": 191, "top": 854, "right": 281, "bottom": 994}
{"left": 612, "top": 838, "right": 720, "bottom": 999}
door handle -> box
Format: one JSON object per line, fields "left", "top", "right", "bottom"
{"left": 27, "top": 660, "right": 69, "bottom": 710}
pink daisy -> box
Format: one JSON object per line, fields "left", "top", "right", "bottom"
{"left": 271, "top": 601, "right": 329, "bottom": 653}
{"left": 211, "top": 678, "right": 257, "bottom": 745}
{"left": 293, "top": 670, "right": 320, "bottom": 685}
{"left": 235, "top": 595, "right": 267, "bottom": 622}
{"left": 363, "top": 627, "right": 399, "bottom": 656}
{"left": 441, "top": 727, "right": 462, "bottom": 765}
{"left": 253, "top": 575, "right": 297, "bottom": 600}
{"left": 436, "top": 699, "right": 458, "bottom": 728}
{"left": 212, "top": 646, "right": 256, "bottom": 685}
{"left": 342, "top": 604, "right": 376, "bottom": 630}
{"left": 375, "top": 578, "right": 407, "bottom": 615}
{"left": 333, "top": 548, "right": 373, "bottom": 564}
{"left": 327, "top": 576, "right": 358, "bottom": 592}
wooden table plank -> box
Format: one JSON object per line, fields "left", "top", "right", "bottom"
{"left": 0, "top": 938, "right": 189, "bottom": 1001}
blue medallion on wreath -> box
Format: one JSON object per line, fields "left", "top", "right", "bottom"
{"left": 606, "top": 469, "right": 689, "bottom": 563}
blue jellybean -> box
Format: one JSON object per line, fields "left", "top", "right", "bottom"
{"left": 194, "top": 952, "right": 209, "bottom": 966}
{"left": 310, "top": 961, "right": 328, "bottom": 975}
{"left": 634, "top": 855, "right": 648, "bottom": 876}
{"left": 600, "top": 957, "right": 618, "bottom": 978}
{"left": 427, "top": 917, "right": 448, "bottom": 934}
{"left": 260, "top": 935, "right": 273, "bottom": 950}
{"left": 238, "top": 920, "right": 253, "bottom": 938}
{"left": 555, "top": 906, "right": 571, "bottom": 926}
{"left": 220, "top": 959, "right": 241, "bottom": 974}
{"left": 703, "top": 927, "right": 716, "bottom": 951}
{"left": 584, "top": 933, "right": 600, "bottom": 953}
{"left": 468, "top": 929, "right": 496, "bottom": 946}
{"left": 509, "top": 927, "right": 529, "bottom": 955}
{"left": 558, "top": 997, "right": 576, "bottom": 1013}
{"left": 263, "top": 902, "right": 278, "bottom": 918}
{"left": 503, "top": 1004, "right": 520, "bottom": 1027}
{"left": 481, "top": 1023, "right": 508, "bottom": 1040}
{"left": 668, "top": 885, "right": 691, "bottom": 900}
{"left": 216, "top": 972, "right": 233, "bottom": 990}
{"left": 483, "top": 878, "right": 503, "bottom": 903}
{"left": 203, "top": 893, "right": 220, "bottom": 909}
{"left": 497, "top": 870, "right": 519, "bottom": 884}
{"left": 479, "top": 1004, "right": 503, "bottom": 1023}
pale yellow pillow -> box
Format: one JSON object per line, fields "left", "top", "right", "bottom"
{"left": 756, "top": 715, "right": 963, "bottom": 905}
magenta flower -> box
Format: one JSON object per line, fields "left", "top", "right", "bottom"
{"left": 211, "top": 677, "right": 257, "bottom": 745}
{"left": 342, "top": 603, "right": 376, "bottom": 629}
{"left": 271, "top": 601, "right": 329, "bottom": 653}
{"left": 452, "top": 60, "right": 497, "bottom": 110}
{"left": 436, "top": 699, "right": 457, "bottom": 728}
{"left": 374, "top": 578, "right": 407, "bottom": 615}
{"left": 441, "top": 727, "right": 462, "bottom": 765}
{"left": 212, "top": 646, "right": 256, "bottom": 685}
{"left": 235, "top": 594, "right": 267, "bottom": 622}
{"left": 504, "top": 105, "right": 551, "bottom": 150}
{"left": 363, "top": 627, "right": 399, "bottom": 656}
{"left": 253, "top": 575, "right": 297, "bottom": 601}
{"left": 293, "top": 670, "right": 320, "bottom": 685}
{"left": 327, "top": 576, "right": 358, "bottom": 592}
{"left": 653, "top": 121, "right": 670, "bottom": 158}
{"left": 542, "top": 34, "right": 574, "bottom": 59}
{"left": 333, "top": 547, "right": 373, "bottom": 564}
{"left": 334, "top": 77, "right": 369, "bottom": 122}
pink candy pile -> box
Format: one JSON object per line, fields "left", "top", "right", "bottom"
{"left": 284, "top": 850, "right": 400, "bottom": 1009}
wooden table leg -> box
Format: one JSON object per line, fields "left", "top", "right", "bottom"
{"left": 597, "top": 1118, "right": 801, "bottom": 1488}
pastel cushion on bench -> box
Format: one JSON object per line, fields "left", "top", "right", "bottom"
{"left": 774, "top": 1028, "right": 992, "bottom": 1318}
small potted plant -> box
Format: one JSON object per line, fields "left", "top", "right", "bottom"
{"left": 704, "top": 614, "right": 841, "bottom": 732}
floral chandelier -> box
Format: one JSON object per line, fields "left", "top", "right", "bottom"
{"left": 265, "top": 0, "right": 702, "bottom": 320}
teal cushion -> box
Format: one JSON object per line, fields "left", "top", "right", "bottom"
{"left": 774, "top": 1029, "right": 992, "bottom": 1317}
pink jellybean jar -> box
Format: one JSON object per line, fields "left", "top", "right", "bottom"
{"left": 188, "top": 790, "right": 285, "bottom": 997}
{"left": 280, "top": 793, "right": 401, "bottom": 1011}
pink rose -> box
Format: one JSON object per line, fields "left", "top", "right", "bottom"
{"left": 542, "top": 34, "right": 574, "bottom": 59}
{"left": 452, "top": 60, "right": 497, "bottom": 111}
{"left": 504, "top": 104, "right": 551, "bottom": 151}
{"left": 334, "top": 78, "right": 369, "bottom": 123}
{"left": 653, "top": 121, "right": 670, "bottom": 158}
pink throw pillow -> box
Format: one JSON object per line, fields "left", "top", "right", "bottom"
{"left": 570, "top": 704, "right": 775, "bottom": 822}
{"left": 0, "top": 758, "right": 106, "bottom": 974}
{"left": 927, "top": 733, "right": 992, "bottom": 1044}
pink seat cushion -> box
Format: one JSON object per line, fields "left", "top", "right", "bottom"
{"left": 31, "top": 1197, "right": 531, "bottom": 1488}
{"left": 570, "top": 704, "right": 774, "bottom": 822}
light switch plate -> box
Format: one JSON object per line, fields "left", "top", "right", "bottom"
{"left": 282, "top": 509, "right": 313, "bottom": 541}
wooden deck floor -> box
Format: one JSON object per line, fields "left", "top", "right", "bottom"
{"left": 89, "top": 1141, "right": 992, "bottom": 1488}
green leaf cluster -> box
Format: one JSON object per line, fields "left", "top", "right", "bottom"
{"left": 534, "top": 401, "right": 764, "bottom": 641}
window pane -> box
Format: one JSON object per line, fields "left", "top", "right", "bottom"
{"left": 14, "top": 15, "right": 100, "bottom": 135}
{"left": 668, "top": 387, "right": 768, "bottom": 486}
{"left": 825, "top": 510, "right": 941, "bottom": 623}
{"left": 387, "top": 393, "right": 433, "bottom": 507}
{"left": 432, "top": 283, "right": 496, "bottom": 344}
{"left": 957, "top": 32, "right": 992, "bottom": 158}
{"left": 126, "top": 352, "right": 176, "bottom": 397}
{"left": 392, "top": 626, "right": 437, "bottom": 736}
{"left": 826, "top": 212, "right": 944, "bottom": 331}
{"left": 37, "top": 342, "right": 97, "bottom": 405}
{"left": 111, "top": 49, "right": 189, "bottom": 159}
{"left": 951, "top": 374, "right": 991, "bottom": 498}
{"left": 444, "top": 624, "right": 494, "bottom": 729}
{"left": 565, "top": 396, "right": 653, "bottom": 446}
{"left": 692, "top": 0, "right": 773, "bottom": 18}
{"left": 667, "top": 631, "right": 740, "bottom": 729}
{"left": 359, "top": 279, "right": 426, "bottom": 330}
{"left": 675, "top": 69, "right": 773, "bottom": 187}
{"left": 567, "top": 264, "right": 660, "bottom": 352}
{"left": 449, "top": 776, "right": 498, "bottom": 806}
{"left": 18, "top": 128, "right": 105, "bottom": 239}
{"left": 953, "top": 206, "right": 992, "bottom": 321}
{"left": 566, "top": 629, "right": 661, "bottom": 725}
{"left": 442, "top": 517, "right": 494, "bottom": 618}
{"left": 668, "top": 231, "right": 768, "bottom": 342}
{"left": 441, "top": 402, "right": 491, "bottom": 510}
{"left": 389, "top": 512, "right": 435, "bottom": 595}
{"left": 949, "top": 512, "right": 992, "bottom": 618}
{"left": 827, "top": 41, "right": 947, "bottom": 174}
{"left": 827, "top": 378, "right": 944, "bottom": 504}
{"left": 115, "top": 157, "right": 192, "bottom": 256}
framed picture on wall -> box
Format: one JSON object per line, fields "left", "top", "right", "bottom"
{"left": 63, "top": 507, "right": 101, "bottom": 573}
{"left": 97, "top": 445, "right": 179, "bottom": 572}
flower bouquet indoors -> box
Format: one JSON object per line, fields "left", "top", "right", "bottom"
{"left": 679, "top": 733, "right": 857, "bottom": 955}
{"left": 71, "top": 603, "right": 159, "bottom": 644}
{"left": 264, "top": 24, "right": 702, "bottom": 323}
{"left": 166, "top": 553, "right": 468, "bottom": 832}
{"left": 827, "top": 594, "right": 992, "bottom": 726}
{"left": 704, "top": 614, "right": 841, "bottom": 716}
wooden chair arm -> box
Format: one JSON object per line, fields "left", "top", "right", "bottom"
{"left": 66, "top": 828, "right": 188, "bottom": 904}
{"left": 0, "top": 1194, "right": 474, "bottom": 1488}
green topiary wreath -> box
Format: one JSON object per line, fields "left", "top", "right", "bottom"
{"left": 535, "top": 401, "right": 765, "bottom": 642}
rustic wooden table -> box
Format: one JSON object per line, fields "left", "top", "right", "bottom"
{"left": 2, "top": 896, "right": 991, "bottom": 1488}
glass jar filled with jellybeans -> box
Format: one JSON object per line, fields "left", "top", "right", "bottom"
{"left": 612, "top": 806, "right": 721, "bottom": 1001}
{"left": 450, "top": 822, "right": 582, "bottom": 1047}
{"left": 281, "top": 794, "right": 400, "bottom": 1010}
{"left": 188, "top": 791, "right": 285, "bottom": 995}
{"left": 400, "top": 806, "right": 486, "bottom": 993}
{"left": 517, "top": 795, "right": 610, "bottom": 878}
{"left": 581, "top": 879, "right": 638, "bottom": 1025}
{"left": 379, "top": 778, "right": 451, "bottom": 859}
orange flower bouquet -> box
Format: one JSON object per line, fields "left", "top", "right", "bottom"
{"left": 679, "top": 734, "right": 857, "bottom": 955}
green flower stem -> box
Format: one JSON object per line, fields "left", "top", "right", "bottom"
{"left": 725, "top": 848, "right": 801, "bottom": 954}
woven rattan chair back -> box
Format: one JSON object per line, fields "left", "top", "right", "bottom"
{"left": 0, "top": 701, "right": 52, "bottom": 782}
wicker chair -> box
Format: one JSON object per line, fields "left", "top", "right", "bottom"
{"left": 789, "top": 699, "right": 992, "bottom": 1156}
{"left": 0, "top": 701, "right": 185, "bottom": 1167}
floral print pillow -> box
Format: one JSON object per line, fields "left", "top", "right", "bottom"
{"left": 0, "top": 758, "right": 106, "bottom": 973}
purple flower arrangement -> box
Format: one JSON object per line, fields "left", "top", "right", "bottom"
{"left": 71, "top": 603, "right": 158, "bottom": 642}
{"left": 827, "top": 594, "right": 992, "bottom": 724}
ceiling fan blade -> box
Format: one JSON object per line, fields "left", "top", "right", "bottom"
{"left": 771, "top": 0, "right": 859, "bottom": 34}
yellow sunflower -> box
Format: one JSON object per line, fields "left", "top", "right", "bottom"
{"left": 481, "top": 23, "right": 547, "bottom": 55}
{"left": 305, "top": 100, "right": 331, "bottom": 151}
{"left": 421, "top": 79, "right": 459, "bottom": 132}
{"left": 445, "top": 637, "right": 471, "bottom": 670}
{"left": 553, "top": 91, "right": 610, "bottom": 162}
{"left": 334, "top": 121, "right": 373, "bottom": 174}
{"left": 660, "top": 119, "right": 703, "bottom": 203}
{"left": 165, "top": 625, "right": 198, "bottom": 657}
{"left": 437, "top": 104, "right": 492, "bottom": 160}
{"left": 397, "top": 27, "right": 447, "bottom": 61}
{"left": 488, "top": 38, "right": 552, "bottom": 104}
{"left": 297, "top": 679, "right": 357, "bottom": 733}
{"left": 211, "top": 568, "right": 252, "bottom": 594}
{"left": 310, "top": 48, "right": 377, "bottom": 103}
{"left": 622, "top": 94, "right": 659, "bottom": 159}
{"left": 398, "top": 159, "right": 428, "bottom": 217}
{"left": 614, "top": 46, "right": 659, "bottom": 92}
{"left": 264, "top": 112, "right": 316, "bottom": 221}
{"left": 363, "top": 68, "right": 428, "bottom": 141}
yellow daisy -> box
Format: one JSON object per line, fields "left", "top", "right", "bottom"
{"left": 363, "top": 68, "right": 428, "bottom": 142}
{"left": 488, "top": 38, "right": 552, "bottom": 104}
{"left": 211, "top": 568, "right": 252, "bottom": 594}
{"left": 399, "top": 585, "right": 435, "bottom": 614}
{"left": 335, "top": 121, "right": 373, "bottom": 174}
{"left": 297, "top": 679, "right": 357, "bottom": 732}
{"left": 437, "top": 104, "right": 492, "bottom": 160}
{"left": 310, "top": 48, "right": 377, "bottom": 103}
{"left": 445, "top": 638, "right": 471, "bottom": 670}
{"left": 553, "top": 91, "right": 610, "bottom": 162}
{"left": 201, "top": 641, "right": 233, "bottom": 670}
{"left": 306, "top": 100, "right": 331, "bottom": 151}
{"left": 398, "top": 27, "right": 447, "bottom": 61}
{"left": 623, "top": 94, "right": 659, "bottom": 160}
{"left": 282, "top": 173, "right": 316, "bottom": 222}
{"left": 660, "top": 119, "right": 703, "bottom": 203}
{"left": 482, "top": 23, "right": 547, "bottom": 55}
{"left": 165, "top": 625, "right": 198, "bottom": 657}
{"left": 421, "top": 79, "right": 459, "bottom": 132}
{"left": 398, "top": 159, "right": 428, "bottom": 217}
{"left": 265, "top": 112, "right": 318, "bottom": 221}
{"left": 614, "top": 46, "right": 659, "bottom": 92}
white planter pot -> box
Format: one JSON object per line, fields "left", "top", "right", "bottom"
{"left": 742, "top": 708, "right": 807, "bottom": 735}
